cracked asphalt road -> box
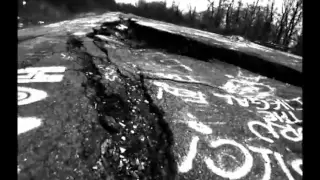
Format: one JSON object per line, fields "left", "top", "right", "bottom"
{"left": 18, "top": 12, "right": 302, "bottom": 180}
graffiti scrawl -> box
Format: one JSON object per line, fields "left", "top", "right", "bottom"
{"left": 18, "top": 66, "right": 66, "bottom": 135}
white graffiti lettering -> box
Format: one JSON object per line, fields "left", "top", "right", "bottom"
{"left": 212, "top": 93, "right": 298, "bottom": 112}
{"left": 153, "top": 81, "right": 208, "bottom": 105}
{"left": 220, "top": 78, "right": 276, "bottom": 99}
{"left": 257, "top": 111, "right": 302, "bottom": 125}
{"left": 187, "top": 113, "right": 196, "bottom": 119}
{"left": 212, "top": 93, "right": 234, "bottom": 105}
{"left": 187, "top": 121, "right": 213, "bottom": 135}
{"left": 144, "top": 52, "right": 193, "bottom": 72}
{"left": 180, "top": 135, "right": 302, "bottom": 179}
{"left": 254, "top": 111, "right": 302, "bottom": 143}
{"left": 157, "top": 87, "right": 164, "bottom": 99}
{"left": 18, "top": 116, "right": 42, "bottom": 135}
{"left": 257, "top": 111, "right": 279, "bottom": 122}
{"left": 18, "top": 66, "right": 66, "bottom": 83}
{"left": 285, "top": 97, "right": 303, "bottom": 111}
{"left": 166, "top": 59, "right": 193, "bottom": 72}
{"left": 272, "top": 111, "right": 290, "bottom": 123}
{"left": 61, "top": 53, "right": 73, "bottom": 60}
{"left": 291, "top": 159, "right": 302, "bottom": 176}
{"left": 104, "top": 67, "right": 117, "bottom": 81}
{"left": 175, "top": 112, "right": 302, "bottom": 179}
{"left": 269, "top": 99, "right": 295, "bottom": 111}
{"left": 248, "top": 119, "right": 302, "bottom": 143}
{"left": 213, "top": 93, "right": 249, "bottom": 107}
{"left": 287, "top": 111, "right": 302, "bottom": 124}
{"left": 248, "top": 121, "right": 280, "bottom": 143}
{"left": 278, "top": 123, "right": 302, "bottom": 142}
{"left": 247, "top": 146, "right": 273, "bottom": 180}
{"left": 178, "top": 136, "right": 199, "bottom": 173}
{"left": 274, "top": 152, "right": 295, "bottom": 180}
{"left": 18, "top": 66, "right": 66, "bottom": 135}
{"left": 148, "top": 54, "right": 193, "bottom": 73}
{"left": 249, "top": 98, "right": 270, "bottom": 110}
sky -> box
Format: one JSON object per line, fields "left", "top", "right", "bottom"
{"left": 115, "top": 0, "right": 284, "bottom": 13}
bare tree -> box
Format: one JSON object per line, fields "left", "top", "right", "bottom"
{"left": 283, "top": 0, "right": 302, "bottom": 46}
{"left": 217, "top": 0, "right": 224, "bottom": 15}
{"left": 187, "top": 3, "right": 197, "bottom": 22}
{"left": 293, "top": 32, "right": 302, "bottom": 55}
{"left": 226, "top": 0, "right": 235, "bottom": 30}
{"left": 275, "top": 0, "right": 294, "bottom": 44}
{"left": 234, "top": 0, "right": 242, "bottom": 25}
{"left": 206, "top": 0, "right": 226, "bottom": 28}
{"left": 242, "top": 0, "right": 260, "bottom": 38}
{"left": 261, "top": 0, "right": 275, "bottom": 42}
{"left": 212, "top": 0, "right": 227, "bottom": 28}
{"left": 207, "top": 0, "right": 215, "bottom": 18}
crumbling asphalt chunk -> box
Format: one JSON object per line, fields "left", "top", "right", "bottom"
{"left": 100, "top": 116, "right": 121, "bottom": 134}
{"left": 67, "top": 31, "right": 177, "bottom": 180}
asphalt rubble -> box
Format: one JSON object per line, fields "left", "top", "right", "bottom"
{"left": 66, "top": 23, "right": 177, "bottom": 179}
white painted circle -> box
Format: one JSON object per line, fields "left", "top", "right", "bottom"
{"left": 204, "top": 139, "right": 254, "bottom": 180}
{"left": 18, "top": 91, "right": 29, "bottom": 101}
{"left": 18, "top": 87, "right": 48, "bottom": 106}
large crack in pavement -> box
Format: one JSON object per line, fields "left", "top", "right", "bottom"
{"left": 67, "top": 34, "right": 177, "bottom": 179}
{"left": 18, "top": 13, "right": 302, "bottom": 180}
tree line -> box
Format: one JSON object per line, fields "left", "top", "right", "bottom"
{"left": 116, "top": 0, "right": 302, "bottom": 56}
{"left": 18, "top": 0, "right": 302, "bottom": 56}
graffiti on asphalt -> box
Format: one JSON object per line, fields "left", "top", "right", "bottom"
{"left": 144, "top": 52, "right": 193, "bottom": 73}
{"left": 177, "top": 113, "right": 302, "bottom": 180}
{"left": 291, "top": 159, "right": 303, "bottom": 176}
{"left": 99, "top": 60, "right": 302, "bottom": 178}
{"left": 18, "top": 66, "right": 66, "bottom": 83}
{"left": 157, "top": 58, "right": 193, "bottom": 72}
{"left": 212, "top": 93, "right": 299, "bottom": 111}
{"left": 220, "top": 70, "right": 276, "bottom": 99}
{"left": 212, "top": 92, "right": 302, "bottom": 143}
{"left": 152, "top": 72, "right": 199, "bottom": 83}
{"left": 104, "top": 66, "right": 118, "bottom": 82}
{"left": 248, "top": 110, "right": 302, "bottom": 143}
{"left": 285, "top": 97, "right": 302, "bottom": 111}
{"left": 212, "top": 71, "right": 303, "bottom": 144}
{"left": 17, "top": 117, "right": 42, "bottom": 135}
{"left": 153, "top": 81, "right": 208, "bottom": 105}
{"left": 221, "top": 79, "right": 275, "bottom": 99}
{"left": 18, "top": 66, "right": 66, "bottom": 135}
{"left": 18, "top": 87, "right": 48, "bottom": 106}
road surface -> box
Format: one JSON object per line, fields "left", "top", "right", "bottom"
{"left": 18, "top": 12, "right": 302, "bottom": 180}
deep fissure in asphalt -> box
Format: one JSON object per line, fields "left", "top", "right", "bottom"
{"left": 67, "top": 35, "right": 177, "bottom": 179}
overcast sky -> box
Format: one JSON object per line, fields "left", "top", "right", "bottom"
{"left": 115, "top": 0, "right": 284, "bottom": 13}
